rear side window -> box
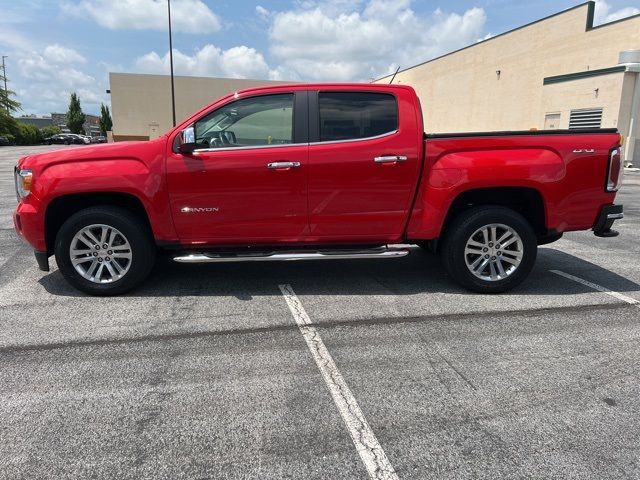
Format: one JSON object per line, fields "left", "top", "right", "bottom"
{"left": 318, "top": 92, "right": 398, "bottom": 142}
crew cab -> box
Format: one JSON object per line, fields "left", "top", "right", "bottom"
{"left": 13, "top": 84, "right": 624, "bottom": 295}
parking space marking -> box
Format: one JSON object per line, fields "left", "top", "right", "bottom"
{"left": 550, "top": 270, "right": 640, "bottom": 306}
{"left": 279, "top": 284, "right": 399, "bottom": 480}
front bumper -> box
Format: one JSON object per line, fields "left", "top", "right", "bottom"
{"left": 593, "top": 204, "right": 623, "bottom": 238}
{"left": 15, "top": 201, "right": 51, "bottom": 272}
{"left": 14, "top": 199, "right": 47, "bottom": 250}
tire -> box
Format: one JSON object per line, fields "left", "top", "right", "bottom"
{"left": 54, "top": 206, "right": 156, "bottom": 295}
{"left": 441, "top": 206, "right": 537, "bottom": 293}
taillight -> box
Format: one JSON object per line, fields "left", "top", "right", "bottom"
{"left": 606, "top": 147, "right": 623, "bottom": 192}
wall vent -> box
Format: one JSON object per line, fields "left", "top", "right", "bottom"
{"left": 569, "top": 108, "right": 603, "bottom": 129}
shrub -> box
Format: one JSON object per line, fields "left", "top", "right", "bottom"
{"left": 40, "top": 125, "right": 61, "bottom": 138}
{"left": 15, "top": 123, "right": 43, "bottom": 145}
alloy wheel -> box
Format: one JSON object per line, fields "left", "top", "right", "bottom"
{"left": 69, "top": 224, "right": 133, "bottom": 283}
{"left": 464, "top": 223, "right": 523, "bottom": 282}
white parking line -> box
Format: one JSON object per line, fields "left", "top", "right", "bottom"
{"left": 550, "top": 270, "right": 640, "bottom": 306}
{"left": 279, "top": 284, "right": 399, "bottom": 480}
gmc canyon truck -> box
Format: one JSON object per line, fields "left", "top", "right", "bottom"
{"left": 13, "top": 84, "right": 624, "bottom": 295}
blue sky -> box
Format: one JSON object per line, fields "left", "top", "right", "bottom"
{"left": 1, "top": 0, "right": 638, "bottom": 115}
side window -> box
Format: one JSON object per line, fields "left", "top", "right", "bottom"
{"left": 194, "top": 93, "right": 294, "bottom": 149}
{"left": 318, "top": 92, "right": 398, "bottom": 142}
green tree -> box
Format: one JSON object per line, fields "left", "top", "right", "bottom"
{"left": 66, "top": 92, "right": 86, "bottom": 134}
{"left": 0, "top": 68, "right": 21, "bottom": 114}
{"left": 0, "top": 67, "right": 21, "bottom": 135}
{"left": 0, "top": 109, "right": 19, "bottom": 135}
{"left": 98, "top": 103, "right": 113, "bottom": 136}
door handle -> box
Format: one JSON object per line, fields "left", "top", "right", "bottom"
{"left": 268, "top": 161, "right": 301, "bottom": 169}
{"left": 374, "top": 155, "right": 408, "bottom": 163}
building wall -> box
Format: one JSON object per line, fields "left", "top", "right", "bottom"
{"left": 540, "top": 72, "right": 625, "bottom": 130}
{"left": 109, "top": 73, "right": 292, "bottom": 141}
{"left": 375, "top": 2, "right": 640, "bottom": 135}
{"left": 14, "top": 117, "right": 53, "bottom": 129}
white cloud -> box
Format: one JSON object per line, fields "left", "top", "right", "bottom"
{"left": 15, "top": 45, "right": 107, "bottom": 114}
{"left": 256, "top": 5, "right": 270, "bottom": 20}
{"left": 61, "top": 0, "right": 221, "bottom": 34}
{"left": 134, "top": 45, "right": 273, "bottom": 80}
{"left": 43, "top": 44, "right": 86, "bottom": 64}
{"left": 268, "top": 0, "right": 487, "bottom": 81}
{"left": 129, "top": 0, "right": 488, "bottom": 83}
{"left": 133, "top": 0, "right": 486, "bottom": 81}
{"left": 594, "top": 0, "right": 640, "bottom": 24}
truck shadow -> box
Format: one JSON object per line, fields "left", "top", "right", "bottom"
{"left": 38, "top": 246, "right": 640, "bottom": 298}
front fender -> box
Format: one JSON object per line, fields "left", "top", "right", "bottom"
{"left": 35, "top": 157, "right": 175, "bottom": 242}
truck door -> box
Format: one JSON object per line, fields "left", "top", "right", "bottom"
{"left": 306, "top": 89, "right": 421, "bottom": 242}
{"left": 166, "top": 91, "right": 309, "bottom": 244}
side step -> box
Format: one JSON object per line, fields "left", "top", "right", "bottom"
{"left": 173, "top": 246, "right": 410, "bottom": 264}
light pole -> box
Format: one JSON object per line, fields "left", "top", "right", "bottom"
{"left": 1, "top": 56, "right": 8, "bottom": 113}
{"left": 167, "top": 0, "right": 176, "bottom": 127}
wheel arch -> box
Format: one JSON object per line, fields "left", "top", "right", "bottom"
{"left": 440, "top": 187, "right": 548, "bottom": 245}
{"left": 44, "top": 192, "right": 153, "bottom": 255}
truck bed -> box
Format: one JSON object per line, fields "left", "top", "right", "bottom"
{"left": 425, "top": 128, "right": 618, "bottom": 139}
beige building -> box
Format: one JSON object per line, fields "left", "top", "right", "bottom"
{"left": 108, "top": 73, "right": 290, "bottom": 141}
{"left": 375, "top": 1, "right": 640, "bottom": 165}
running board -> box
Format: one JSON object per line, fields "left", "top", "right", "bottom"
{"left": 173, "top": 247, "right": 409, "bottom": 264}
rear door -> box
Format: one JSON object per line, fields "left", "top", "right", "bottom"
{"left": 306, "top": 89, "right": 422, "bottom": 242}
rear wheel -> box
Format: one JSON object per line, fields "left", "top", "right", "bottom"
{"left": 54, "top": 206, "right": 155, "bottom": 295}
{"left": 441, "top": 206, "right": 537, "bottom": 293}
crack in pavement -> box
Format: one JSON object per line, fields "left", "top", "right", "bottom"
{"left": 0, "top": 302, "right": 634, "bottom": 355}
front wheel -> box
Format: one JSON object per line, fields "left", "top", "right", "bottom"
{"left": 441, "top": 206, "right": 537, "bottom": 293}
{"left": 54, "top": 206, "right": 156, "bottom": 295}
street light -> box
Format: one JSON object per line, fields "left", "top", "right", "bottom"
{"left": 167, "top": 0, "right": 176, "bottom": 127}
{"left": 1, "top": 56, "right": 8, "bottom": 113}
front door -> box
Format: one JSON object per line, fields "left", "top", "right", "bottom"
{"left": 167, "top": 92, "right": 309, "bottom": 244}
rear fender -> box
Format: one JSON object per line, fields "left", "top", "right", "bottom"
{"left": 407, "top": 147, "right": 563, "bottom": 239}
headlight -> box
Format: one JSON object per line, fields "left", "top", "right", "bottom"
{"left": 14, "top": 168, "right": 33, "bottom": 200}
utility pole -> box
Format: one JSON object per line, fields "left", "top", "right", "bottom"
{"left": 1, "top": 56, "right": 8, "bottom": 113}
{"left": 167, "top": 0, "right": 176, "bottom": 127}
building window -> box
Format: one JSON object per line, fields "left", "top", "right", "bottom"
{"left": 569, "top": 108, "right": 603, "bottom": 129}
{"left": 318, "top": 92, "right": 398, "bottom": 142}
{"left": 544, "top": 113, "right": 561, "bottom": 130}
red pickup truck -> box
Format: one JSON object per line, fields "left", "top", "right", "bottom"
{"left": 14, "top": 84, "right": 624, "bottom": 295}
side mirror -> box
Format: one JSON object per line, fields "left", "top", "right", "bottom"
{"left": 178, "top": 126, "right": 196, "bottom": 154}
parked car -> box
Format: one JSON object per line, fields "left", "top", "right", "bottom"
{"left": 90, "top": 136, "right": 107, "bottom": 144}
{"left": 0, "top": 135, "right": 11, "bottom": 146}
{"left": 13, "top": 83, "right": 624, "bottom": 295}
{"left": 44, "top": 134, "right": 84, "bottom": 145}
{"left": 68, "top": 134, "right": 91, "bottom": 145}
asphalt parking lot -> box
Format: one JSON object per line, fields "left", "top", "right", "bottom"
{"left": 1, "top": 145, "right": 639, "bottom": 479}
